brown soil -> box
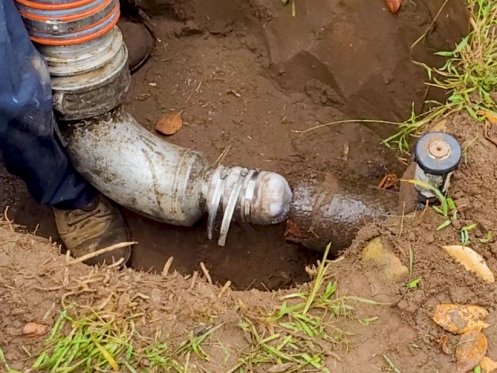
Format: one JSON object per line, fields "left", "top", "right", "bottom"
{"left": 5, "top": 1, "right": 497, "bottom": 372}
{"left": 0, "top": 0, "right": 468, "bottom": 291}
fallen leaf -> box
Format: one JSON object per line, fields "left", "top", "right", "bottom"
{"left": 268, "top": 363, "right": 295, "bottom": 373}
{"left": 456, "top": 330, "right": 487, "bottom": 373}
{"left": 481, "top": 356, "right": 497, "bottom": 373}
{"left": 432, "top": 304, "right": 490, "bottom": 334}
{"left": 156, "top": 111, "right": 183, "bottom": 135}
{"left": 22, "top": 322, "right": 48, "bottom": 336}
{"left": 477, "top": 109, "right": 497, "bottom": 124}
{"left": 436, "top": 334, "right": 453, "bottom": 355}
{"left": 442, "top": 245, "right": 495, "bottom": 283}
{"left": 385, "top": 0, "right": 402, "bottom": 14}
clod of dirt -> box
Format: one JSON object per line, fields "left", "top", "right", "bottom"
{"left": 385, "top": 0, "right": 402, "bottom": 14}
{"left": 362, "top": 237, "right": 408, "bottom": 282}
{"left": 432, "top": 304, "right": 490, "bottom": 335}
{"left": 481, "top": 356, "right": 497, "bottom": 373}
{"left": 156, "top": 111, "right": 183, "bottom": 135}
{"left": 456, "top": 330, "right": 487, "bottom": 373}
{"left": 442, "top": 245, "right": 495, "bottom": 283}
{"left": 22, "top": 322, "right": 48, "bottom": 336}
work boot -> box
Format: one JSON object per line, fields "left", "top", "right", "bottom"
{"left": 118, "top": 18, "right": 154, "bottom": 73}
{"left": 53, "top": 195, "right": 132, "bottom": 266}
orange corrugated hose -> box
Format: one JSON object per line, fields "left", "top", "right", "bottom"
{"left": 15, "top": 0, "right": 95, "bottom": 10}
{"left": 15, "top": 0, "right": 119, "bottom": 45}
{"left": 19, "top": 0, "right": 113, "bottom": 22}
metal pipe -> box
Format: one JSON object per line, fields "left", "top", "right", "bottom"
{"left": 63, "top": 107, "right": 292, "bottom": 233}
{"left": 16, "top": 0, "right": 293, "bottom": 246}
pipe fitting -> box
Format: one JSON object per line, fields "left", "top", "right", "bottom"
{"left": 17, "top": 0, "right": 293, "bottom": 246}
{"left": 63, "top": 107, "right": 292, "bottom": 245}
{"left": 204, "top": 166, "right": 292, "bottom": 245}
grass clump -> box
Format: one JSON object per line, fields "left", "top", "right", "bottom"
{"left": 385, "top": 0, "right": 497, "bottom": 152}
{"left": 31, "top": 308, "right": 185, "bottom": 373}
{"left": 26, "top": 304, "right": 222, "bottom": 373}
{"left": 232, "top": 245, "right": 384, "bottom": 373}
{"left": 404, "top": 179, "right": 458, "bottom": 230}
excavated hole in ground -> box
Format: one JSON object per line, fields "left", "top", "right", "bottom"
{"left": 0, "top": 0, "right": 469, "bottom": 291}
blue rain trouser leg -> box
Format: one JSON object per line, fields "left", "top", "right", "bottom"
{"left": 0, "top": 0, "right": 97, "bottom": 209}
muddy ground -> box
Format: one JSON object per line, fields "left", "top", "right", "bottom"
{"left": 3, "top": 0, "right": 497, "bottom": 372}
{"left": 4, "top": 113, "right": 497, "bottom": 372}
{"left": 0, "top": 0, "right": 468, "bottom": 290}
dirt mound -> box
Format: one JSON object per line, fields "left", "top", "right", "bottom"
{"left": 0, "top": 221, "right": 446, "bottom": 372}
{"left": 337, "top": 113, "right": 497, "bottom": 370}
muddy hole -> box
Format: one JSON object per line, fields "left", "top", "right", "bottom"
{"left": 0, "top": 0, "right": 469, "bottom": 290}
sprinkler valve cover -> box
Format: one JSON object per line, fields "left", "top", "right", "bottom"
{"left": 414, "top": 132, "right": 461, "bottom": 176}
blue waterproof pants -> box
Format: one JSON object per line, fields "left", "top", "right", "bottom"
{"left": 0, "top": 0, "right": 97, "bottom": 209}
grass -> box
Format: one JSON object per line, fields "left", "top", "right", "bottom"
{"left": 231, "top": 245, "right": 385, "bottom": 373}
{"left": 382, "top": 355, "right": 402, "bottom": 373}
{"left": 479, "top": 229, "right": 493, "bottom": 243}
{"left": 403, "top": 179, "right": 457, "bottom": 230}
{"left": 460, "top": 223, "right": 477, "bottom": 245}
{"left": 385, "top": 0, "right": 497, "bottom": 152}
{"left": 24, "top": 304, "right": 223, "bottom": 373}
{"left": 403, "top": 179, "right": 484, "bottom": 247}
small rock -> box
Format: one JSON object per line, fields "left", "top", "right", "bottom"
{"left": 12, "top": 320, "right": 22, "bottom": 329}
{"left": 397, "top": 299, "right": 409, "bottom": 310}
{"left": 489, "top": 243, "right": 497, "bottom": 256}
{"left": 454, "top": 198, "right": 470, "bottom": 212}
{"left": 478, "top": 219, "right": 493, "bottom": 232}
{"left": 407, "top": 232, "right": 416, "bottom": 242}
{"left": 425, "top": 233, "right": 435, "bottom": 244}
{"left": 452, "top": 220, "right": 462, "bottom": 230}
{"left": 362, "top": 237, "right": 409, "bottom": 282}
{"left": 22, "top": 322, "right": 49, "bottom": 336}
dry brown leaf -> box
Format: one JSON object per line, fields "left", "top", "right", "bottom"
{"left": 156, "top": 111, "right": 183, "bottom": 135}
{"left": 385, "top": 0, "right": 402, "bottom": 14}
{"left": 481, "top": 356, "right": 497, "bottom": 373}
{"left": 22, "top": 322, "right": 48, "bottom": 336}
{"left": 442, "top": 245, "right": 495, "bottom": 283}
{"left": 477, "top": 109, "right": 497, "bottom": 125}
{"left": 456, "top": 330, "right": 487, "bottom": 373}
{"left": 432, "top": 304, "right": 490, "bottom": 334}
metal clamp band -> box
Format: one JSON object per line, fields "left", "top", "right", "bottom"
{"left": 207, "top": 170, "right": 226, "bottom": 240}
{"left": 218, "top": 173, "right": 245, "bottom": 247}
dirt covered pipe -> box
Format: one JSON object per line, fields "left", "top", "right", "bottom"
{"left": 16, "top": 0, "right": 292, "bottom": 246}
{"left": 287, "top": 132, "right": 462, "bottom": 254}
{"left": 285, "top": 173, "right": 399, "bottom": 254}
